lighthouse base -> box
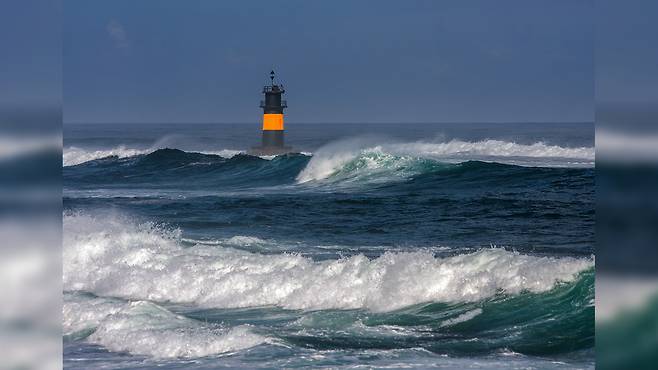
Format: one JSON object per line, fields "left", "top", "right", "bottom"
{"left": 249, "top": 129, "right": 292, "bottom": 156}
{"left": 249, "top": 145, "right": 294, "bottom": 156}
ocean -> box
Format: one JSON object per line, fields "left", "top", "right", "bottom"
{"left": 63, "top": 122, "right": 595, "bottom": 369}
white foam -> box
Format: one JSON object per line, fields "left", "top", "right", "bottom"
{"left": 181, "top": 236, "right": 268, "bottom": 248}
{"left": 389, "top": 140, "right": 594, "bottom": 160}
{"left": 64, "top": 213, "right": 593, "bottom": 313}
{"left": 63, "top": 293, "right": 267, "bottom": 358}
{"left": 297, "top": 139, "right": 595, "bottom": 182}
{"left": 63, "top": 146, "right": 151, "bottom": 166}
{"left": 63, "top": 294, "right": 125, "bottom": 336}
{"left": 225, "top": 235, "right": 268, "bottom": 246}
{"left": 202, "top": 149, "right": 244, "bottom": 159}
{"left": 297, "top": 144, "right": 362, "bottom": 183}
{"left": 440, "top": 308, "right": 483, "bottom": 327}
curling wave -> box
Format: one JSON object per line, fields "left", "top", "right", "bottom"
{"left": 297, "top": 139, "right": 595, "bottom": 182}
{"left": 64, "top": 212, "right": 593, "bottom": 313}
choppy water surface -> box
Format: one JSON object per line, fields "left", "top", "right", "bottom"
{"left": 63, "top": 123, "right": 594, "bottom": 369}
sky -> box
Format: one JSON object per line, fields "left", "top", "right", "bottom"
{"left": 0, "top": 0, "right": 60, "bottom": 111}
{"left": 61, "top": 0, "right": 596, "bottom": 124}
{"left": 5, "top": 1, "right": 657, "bottom": 125}
{"left": 597, "top": 0, "right": 658, "bottom": 104}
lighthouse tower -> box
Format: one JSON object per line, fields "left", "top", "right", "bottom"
{"left": 252, "top": 70, "right": 291, "bottom": 155}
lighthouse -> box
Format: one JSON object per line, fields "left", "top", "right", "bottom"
{"left": 251, "top": 70, "right": 291, "bottom": 155}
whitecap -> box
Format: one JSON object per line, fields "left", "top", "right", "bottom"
{"left": 64, "top": 213, "right": 594, "bottom": 313}
{"left": 63, "top": 146, "right": 151, "bottom": 166}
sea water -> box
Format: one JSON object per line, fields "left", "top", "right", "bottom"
{"left": 63, "top": 122, "right": 594, "bottom": 369}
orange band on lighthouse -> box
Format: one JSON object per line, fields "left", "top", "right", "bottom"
{"left": 262, "top": 114, "right": 284, "bottom": 131}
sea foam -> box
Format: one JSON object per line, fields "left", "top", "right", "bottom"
{"left": 64, "top": 213, "right": 593, "bottom": 313}
{"left": 63, "top": 293, "right": 267, "bottom": 358}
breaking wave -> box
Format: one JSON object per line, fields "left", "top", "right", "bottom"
{"left": 64, "top": 138, "right": 593, "bottom": 174}
{"left": 63, "top": 140, "right": 593, "bottom": 193}
{"left": 64, "top": 146, "right": 152, "bottom": 167}
{"left": 63, "top": 212, "right": 593, "bottom": 313}
{"left": 297, "top": 139, "right": 595, "bottom": 182}
{"left": 63, "top": 293, "right": 267, "bottom": 358}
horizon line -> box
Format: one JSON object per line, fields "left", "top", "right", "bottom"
{"left": 63, "top": 121, "right": 595, "bottom": 125}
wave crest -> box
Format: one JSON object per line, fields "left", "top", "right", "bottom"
{"left": 63, "top": 146, "right": 150, "bottom": 166}
{"left": 64, "top": 213, "right": 593, "bottom": 313}
{"left": 297, "top": 139, "right": 594, "bottom": 182}
{"left": 63, "top": 146, "right": 244, "bottom": 167}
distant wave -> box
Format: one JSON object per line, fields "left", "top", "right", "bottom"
{"left": 63, "top": 146, "right": 151, "bottom": 166}
{"left": 63, "top": 138, "right": 594, "bottom": 171}
{"left": 64, "top": 212, "right": 593, "bottom": 312}
{"left": 297, "top": 139, "right": 595, "bottom": 182}
{"left": 63, "top": 146, "right": 244, "bottom": 166}
{"left": 392, "top": 139, "right": 594, "bottom": 159}
{"left": 63, "top": 139, "right": 593, "bottom": 192}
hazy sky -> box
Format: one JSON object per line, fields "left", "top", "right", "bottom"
{"left": 62, "top": 0, "right": 595, "bottom": 124}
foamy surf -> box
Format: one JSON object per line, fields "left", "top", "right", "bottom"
{"left": 64, "top": 212, "right": 593, "bottom": 313}
{"left": 63, "top": 293, "right": 267, "bottom": 358}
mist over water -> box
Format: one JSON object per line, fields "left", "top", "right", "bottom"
{"left": 63, "top": 123, "right": 595, "bottom": 369}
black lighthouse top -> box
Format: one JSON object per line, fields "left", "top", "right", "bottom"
{"left": 260, "top": 70, "right": 287, "bottom": 114}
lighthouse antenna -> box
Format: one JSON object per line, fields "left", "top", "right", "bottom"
{"left": 270, "top": 70, "right": 275, "bottom": 86}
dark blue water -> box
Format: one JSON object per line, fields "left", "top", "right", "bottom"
{"left": 63, "top": 123, "right": 595, "bottom": 369}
